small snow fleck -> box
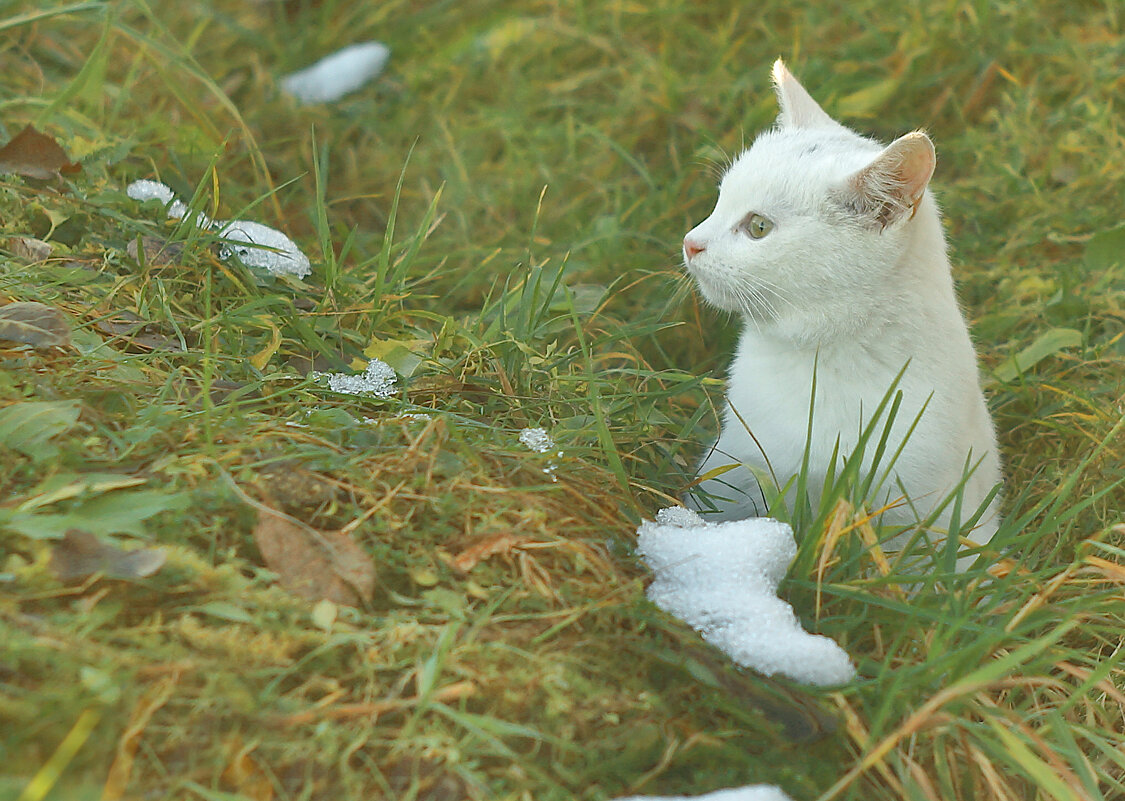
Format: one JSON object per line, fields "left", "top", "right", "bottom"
{"left": 281, "top": 42, "right": 390, "bottom": 104}
{"left": 218, "top": 219, "right": 311, "bottom": 278}
{"left": 518, "top": 427, "right": 554, "bottom": 453}
{"left": 127, "top": 179, "right": 175, "bottom": 205}
{"left": 320, "top": 359, "right": 397, "bottom": 398}
{"left": 636, "top": 509, "right": 855, "bottom": 687}
{"left": 614, "top": 784, "right": 795, "bottom": 801}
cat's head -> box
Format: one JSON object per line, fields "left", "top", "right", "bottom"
{"left": 683, "top": 60, "right": 939, "bottom": 331}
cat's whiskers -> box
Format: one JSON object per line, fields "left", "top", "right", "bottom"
{"left": 734, "top": 277, "right": 783, "bottom": 323}
{"left": 728, "top": 282, "right": 769, "bottom": 333}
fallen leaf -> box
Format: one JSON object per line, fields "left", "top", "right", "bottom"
{"left": 249, "top": 316, "right": 282, "bottom": 371}
{"left": 0, "top": 301, "right": 71, "bottom": 348}
{"left": 0, "top": 124, "right": 81, "bottom": 180}
{"left": 103, "top": 676, "right": 177, "bottom": 800}
{"left": 990, "top": 327, "right": 1083, "bottom": 384}
{"left": 255, "top": 464, "right": 341, "bottom": 519}
{"left": 8, "top": 236, "right": 52, "bottom": 262}
{"left": 94, "top": 311, "right": 181, "bottom": 352}
{"left": 452, "top": 532, "right": 531, "bottom": 572}
{"left": 0, "top": 399, "right": 82, "bottom": 459}
{"left": 126, "top": 235, "right": 184, "bottom": 266}
{"left": 220, "top": 736, "right": 275, "bottom": 801}
{"left": 252, "top": 508, "right": 376, "bottom": 606}
{"left": 49, "top": 529, "right": 167, "bottom": 582}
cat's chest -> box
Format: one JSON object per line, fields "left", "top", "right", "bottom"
{"left": 724, "top": 331, "right": 918, "bottom": 446}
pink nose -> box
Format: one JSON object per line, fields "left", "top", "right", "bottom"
{"left": 683, "top": 237, "right": 705, "bottom": 259}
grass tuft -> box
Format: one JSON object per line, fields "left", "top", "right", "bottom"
{"left": 0, "top": 1, "right": 1122, "bottom": 800}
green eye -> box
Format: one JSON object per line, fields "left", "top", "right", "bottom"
{"left": 742, "top": 213, "right": 774, "bottom": 239}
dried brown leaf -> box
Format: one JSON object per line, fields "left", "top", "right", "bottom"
{"left": 9, "top": 236, "right": 52, "bottom": 262}
{"left": 94, "top": 312, "right": 181, "bottom": 352}
{"left": 0, "top": 124, "right": 81, "bottom": 180}
{"left": 452, "top": 532, "right": 531, "bottom": 572}
{"left": 256, "top": 465, "right": 340, "bottom": 519}
{"left": 126, "top": 235, "right": 184, "bottom": 266}
{"left": 252, "top": 509, "right": 376, "bottom": 606}
{"left": 49, "top": 530, "right": 167, "bottom": 582}
{"left": 0, "top": 301, "right": 71, "bottom": 348}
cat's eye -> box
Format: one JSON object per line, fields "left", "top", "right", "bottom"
{"left": 741, "top": 213, "right": 774, "bottom": 239}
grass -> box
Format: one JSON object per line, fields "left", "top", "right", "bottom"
{"left": 0, "top": 1, "right": 1123, "bottom": 799}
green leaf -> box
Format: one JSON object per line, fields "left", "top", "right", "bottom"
{"left": 18, "top": 472, "right": 147, "bottom": 512}
{"left": 991, "top": 327, "right": 1083, "bottom": 384}
{"left": 191, "top": 601, "right": 257, "bottom": 624}
{"left": 0, "top": 400, "right": 81, "bottom": 459}
{"left": 363, "top": 337, "right": 427, "bottom": 377}
{"left": 2, "top": 488, "right": 190, "bottom": 539}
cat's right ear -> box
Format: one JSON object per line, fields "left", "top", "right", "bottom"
{"left": 772, "top": 59, "right": 840, "bottom": 130}
{"left": 840, "top": 131, "right": 936, "bottom": 230}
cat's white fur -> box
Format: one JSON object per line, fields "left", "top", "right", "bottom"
{"left": 684, "top": 60, "right": 1002, "bottom": 562}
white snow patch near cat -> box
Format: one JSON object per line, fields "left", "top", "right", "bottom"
{"left": 281, "top": 42, "right": 390, "bottom": 104}
{"left": 518, "top": 427, "right": 554, "bottom": 453}
{"left": 126, "top": 179, "right": 175, "bottom": 205}
{"left": 636, "top": 507, "right": 855, "bottom": 687}
{"left": 615, "top": 785, "right": 794, "bottom": 801}
{"left": 318, "top": 359, "right": 398, "bottom": 398}
{"left": 126, "top": 179, "right": 311, "bottom": 278}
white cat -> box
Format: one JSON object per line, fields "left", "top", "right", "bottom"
{"left": 683, "top": 60, "right": 1002, "bottom": 563}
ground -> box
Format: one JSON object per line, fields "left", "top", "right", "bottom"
{"left": 0, "top": 2, "right": 1123, "bottom": 800}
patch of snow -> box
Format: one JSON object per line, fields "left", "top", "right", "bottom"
{"left": 217, "top": 219, "right": 310, "bottom": 278}
{"left": 126, "top": 179, "right": 175, "bottom": 205}
{"left": 319, "top": 359, "right": 397, "bottom": 398}
{"left": 615, "top": 785, "right": 795, "bottom": 801}
{"left": 636, "top": 508, "right": 856, "bottom": 687}
{"left": 126, "top": 179, "right": 310, "bottom": 278}
{"left": 518, "top": 427, "right": 554, "bottom": 453}
{"left": 518, "top": 427, "right": 562, "bottom": 481}
{"left": 167, "top": 199, "right": 190, "bottom": 221}
{"left": 281, "top": 42, "right": 390, "bottom": 104}
{"left": 654, "top": 505, "right": 707, "bottom": 529}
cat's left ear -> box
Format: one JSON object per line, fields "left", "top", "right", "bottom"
{"left": 841, "top": 131, "right": 935, "bottom": 229}
{"left": 772, "top": 59, "right": 842, "bottom": 130}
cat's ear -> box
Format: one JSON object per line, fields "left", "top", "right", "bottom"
{"left": 841, "top": 132, "right": 936, "bottom": 229}
{"left": 772, "top": 59, "right": 840, "bottom": 130}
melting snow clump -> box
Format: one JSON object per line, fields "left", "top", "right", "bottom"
{"left": 320, "top": 359, "right": 398, "bottom": 398}
{"left": 126, "top": 180, "right": 175, "bottom": 205}
{"left": 126, "top": 179, "right": 311, "bottom": 278}
{"left": 615, "top": 785, "right": 795, "bottom": 801}
{"left": 519, "top": 427, "right": 554, "bottom": 453}
{"left": 281, "top": 42, "right": 390, "bottom": 104}
{"left": 214, "top": 219, "right": 311, "bottom": 278}
{"left": 636, "top": 506, "right": 856, "bottom": 687}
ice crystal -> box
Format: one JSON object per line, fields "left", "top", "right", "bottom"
{"left": 320, "top": 359, "right": 397, "bottom": 398}
{"left": 518, "top": 427, "right": 554, "bottom": 453}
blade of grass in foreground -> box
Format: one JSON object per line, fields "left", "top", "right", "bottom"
{"left": 818, "top": 618, "right": 1079, "bottom": 800}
